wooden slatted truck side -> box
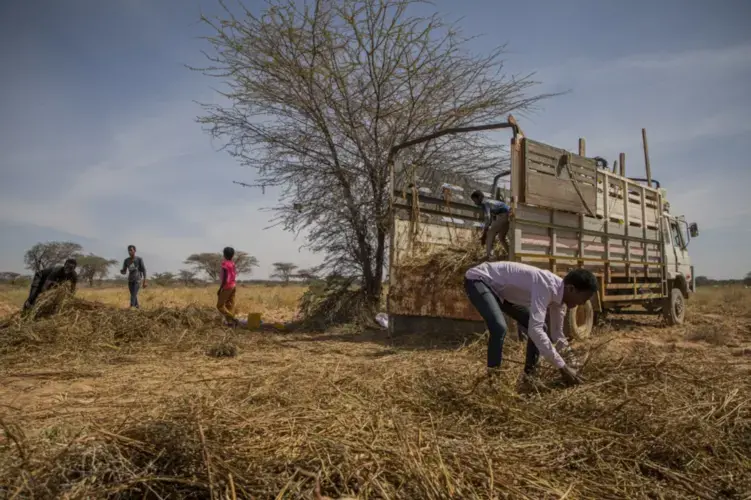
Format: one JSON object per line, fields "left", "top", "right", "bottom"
{"left": 387, "top": 120, "right": 699, "bottom": 339}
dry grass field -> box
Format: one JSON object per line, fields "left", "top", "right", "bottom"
{"left": 0, "top": 284, "right": 307, "bottom": 324}
{"left": 0, "top": 284, "right": 750, "bottom": 499}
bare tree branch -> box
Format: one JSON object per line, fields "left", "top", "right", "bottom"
{"left": 194, "top": 0, "right": 555, "bottom": 305}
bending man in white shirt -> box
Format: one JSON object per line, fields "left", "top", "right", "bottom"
{"left": 464, "top": 261, "right": 598, "bottom": 385}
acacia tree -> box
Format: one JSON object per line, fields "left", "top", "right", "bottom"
{"left": 0, "top": 272, "right": 21, "bottom": 284}
{"left": 178, "top": 269, "right": 197, "bottom": 286}
{"left": 24, "top": 241, "right": 83, "bottom": 273}
{"left": 185, "top": 251, "right": 259, "bottom": 281}
{"left": 152, "top": 272, "right": 176, "bottom": 286}
{"left": 271, "top": 262, "right": 299, "bottom": 284}
{"left": 296, "top": 268, "right": 320, "bottom": 284}
{"left": 75, "top": 254, "right": 118, "bottom": 287}
{"left": 197, "top": 0, "right": 549, "bottom": 307}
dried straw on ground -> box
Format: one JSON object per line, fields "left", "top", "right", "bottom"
{"left": 1, "top": 287, "right": 750, "bottom": 498}
{"left": 0, "top": 288, "right": 219, "bottom": 356}
{"left": 296, "top": 276, "right": 375, "bottom": 331}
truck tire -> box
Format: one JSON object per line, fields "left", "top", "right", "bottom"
{"left": 662, "top": 288, "right": 685, "bottom": 326}
{"left": 565, "top": 300, "right": 594, "bottom": 341}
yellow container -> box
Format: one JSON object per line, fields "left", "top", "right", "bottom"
{"left": 246, "top": 313, "right": 262, "bottom": 330}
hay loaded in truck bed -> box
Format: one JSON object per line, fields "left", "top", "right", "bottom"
{"left": 386, "top": 117, "right": 699, "bottom": 338}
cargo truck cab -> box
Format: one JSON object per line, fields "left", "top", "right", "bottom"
{"left": 664, "top": 215, "right": 694, "bottom": 287}
{"left": 660, "top": 213, "right": 699, "bottom": 324}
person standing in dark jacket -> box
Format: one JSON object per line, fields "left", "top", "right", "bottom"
{"left": 23, "top": 258, "right": 78, "bottom": 311}
{"left": 120, "top": 245, "right": 147, "bottom": 308}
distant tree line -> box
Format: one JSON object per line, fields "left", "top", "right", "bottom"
{"left": 696, "top": 273, "right": 751, "bottom": 287}
{"left": 1, "top": 241, "right": 748, "bottom": 289}
{"left": 0, "top": 241, "right": 320, "bottom": 287}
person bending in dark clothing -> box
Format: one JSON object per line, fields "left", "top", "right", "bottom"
{"left": 23, "top": 258, "right": 78, "bottom": 311}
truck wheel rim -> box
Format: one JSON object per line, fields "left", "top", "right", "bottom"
{"left": 674, "top": 295, "right": 684, "bottom": 317}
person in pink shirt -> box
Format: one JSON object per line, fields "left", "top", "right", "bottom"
{"left": 217, "top": 246, "right": 238, "bottom": 325}
{"left": 464, "top": 261, "right": 598, "bottom": 386}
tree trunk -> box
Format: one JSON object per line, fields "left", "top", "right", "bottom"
{"left": 362, "top": 226, "right": 386, "bottom": 311}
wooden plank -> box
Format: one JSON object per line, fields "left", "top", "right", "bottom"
{"left": 549, "top": 210, "right": 557, "bottom": 274}
{"left": 525, "top": 139, "right": 597, "bottom": 174}
{"left": 622, "top": 176, "right": 631, "bottom": 278}
{"left": 517, "top": 237, "right": 660, "bottom": 262}
{"left": 519, "top": 205, "right": 578, "bottom": 228}
{"left": 391, "top": 218, "right": 477, "bottom": 263}
{"left": 568, "top": 155, "right": 599, "bottom": 180}
{"left": 393, "top": 195, "right": 479, "bottom": 220}
{"left": 514, "top": 252, "right": 664, "bottom": 266}
{"left": 657, "top": 191, "right": 668, "bottom": 296}
{"left": 602, "top": 293, "right": 663, "bottom": 302}
{"left": 512, "top": 138, "right": 523, "bottom": 205}
{"left": 595, "top": 185, "right": 660, "bottom": 228}
{"left": 390, "top": 315, "right": 486, "bottom": 336}
{"left": 515, "top": 217, "right": 661, "bottom": 244}
{"left": 642, "top": 128, "right": 653, "bottom": 187}
{"left": 603, "top": 173, "right": 611, "bottom": 283}
{"left": 606, "top": 283, "right": 662, "bottom": 290}
{"left": 526, "top": 150, "right": 597, "bottom": 182}
{"left": 525, "top": 171, "right": 597, "bottom": 214}
{"left": 640, "top": 186, "right": 649, "bottom": 280}
{"left": 596, "top": 186, "right": 660, "bottom": 209}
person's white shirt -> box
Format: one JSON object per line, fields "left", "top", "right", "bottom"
{"left": 465, "top": 261, "right": 568, "bottom": 368}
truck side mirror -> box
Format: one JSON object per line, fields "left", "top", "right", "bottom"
{"left": 689, "top": 222, "right": 699, "bottom": 238}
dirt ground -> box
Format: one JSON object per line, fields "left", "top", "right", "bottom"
{"left": 0, "top": 284, "right": 749, "bottom": 499}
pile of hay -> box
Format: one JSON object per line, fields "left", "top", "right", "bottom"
{"left": 1, "top": 334, "right": 749, "bottom": 499}
{"left": 296, "top": 275, "right": 375, "bottom": 331}
{"left": 0, "top": 288, "right": 219, "bottom": 355}
{"left": 396, "top": 240, "right": 486, "bottom": 290}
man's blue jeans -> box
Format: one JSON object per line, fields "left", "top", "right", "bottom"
{"left": 128, "top": 281, "right": 140, "bottom": 308}
{"left": 464, "top": 278, "right": 542, "bottom": 374}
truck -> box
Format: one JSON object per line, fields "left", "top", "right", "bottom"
{"left": 386, "top": 117, "right": 699, "bottom": 339}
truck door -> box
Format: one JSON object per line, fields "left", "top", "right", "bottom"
{"left": 669, "top": 220, "right": 681, "bottom": 275}
{"left": 662, "top": 217, "right": 677, "bottom": 279}
{"left": 669, "top": 221, "right": 692, "bottom": 283}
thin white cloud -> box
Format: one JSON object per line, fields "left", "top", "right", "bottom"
{"left": 605, "top": 44, "right": 751, "bottom": 72}
{"left": 528, "top": 42, "right": 751, "bottom": 153}
{"left": 0, "top": 82, "right": 322, "bottom": 278}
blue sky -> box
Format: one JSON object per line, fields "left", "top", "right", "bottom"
{"left": 1, "top": 0, "right": 749, "bottom": 279}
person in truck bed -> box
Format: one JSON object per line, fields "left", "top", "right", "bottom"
{"left": 23, "top": 258, "right": 78, "bottom": 311}
{"left": 470, "top": 190, "right": 510, "bottom": 260}
{"left": 464, "top": 261, "right": 598, "bottom": 386}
